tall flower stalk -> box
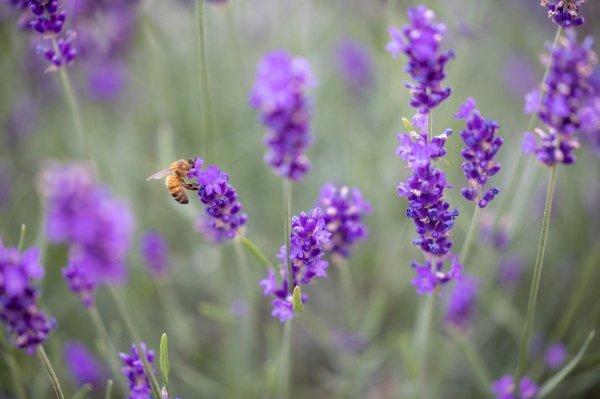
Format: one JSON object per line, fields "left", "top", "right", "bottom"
{"left": 196, "top": 0, "right": 216, "bottom": 162}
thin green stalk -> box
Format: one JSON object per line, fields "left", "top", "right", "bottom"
{"left": 553, "top": 238, "right": 600, "bottom": 340}
{"left": 17, "top": 224, "right": 26, "bottom": 252}
{"left": 107, "top": 285, "right": 162, "bottom": 398}
{"left": 276, "top": 321, "right": 293, "bottom": 398}
{"left": 105, "top": 380, "right": 113, "bottom": 399}
{"left": 88, "top": 306, "right": 126, "bottom": 393}
{"left": 51, "top": 38, "right": 87, "bottom": 158}
{"left": 239, "top": 235, "right": 273, "bottom": 268}
{"left": 196, "top": 0, "right": 216, "bottom": 162}
{"left": 447, "top": 328, "right": 492, "bottom": 396}
{"left": 2, "top": 348, "right": 26, "bottom": 399}
{"left": 494, "top": 27, "right": 561, "bottom": 228}
{"left": 515, "top": 166, "right": 558, "bottom": 381}
{"left": 460, "top": 205, "right": 481, "bottom": 266}
{"left": 282, "top": 179, "right": 293, "bottom": 294}
{"left": 414, "top": 294, "right": 434, "bottom": 397}
{"left": 36, "top": 345, "right": 66, "bottom": 399}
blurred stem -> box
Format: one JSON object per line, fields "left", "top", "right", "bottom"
{"left": 88, "top": 305, "right": 126, "bottom": 393}
{"left": 239, "top": 235, "right": 272, "bottom": 268}
{"left": 447, "top": 328, "right": 492, "bottom": 396}
{"left": 460, "top": 205, "right": 481, "bottom": 266}
{"left": 51, "top": 38, "right": 87, "bottom": 158}
{"left": 36, "top": 345, "right": 66, "bottom": 399}
{"left": 553, "top": 237, "right": 600, "bottom": 340}
{"left": 104, "top": 380, "right": 113, "bottom": 399}
{"left": 494, "top": 27, "right": 561, "bottom": 229}
{"left": 277, "top": 321, "right": 293, "bottom": 399}
{"left": 414, "top": 294, "right": 434, "bottom": 398}
{"left": 1, "top": 345, "right": 26, "bottom": 399}
{"left": 283, "top": 179, "right": 293, "bottom": 294}
{"left": 17, "top": 223, "right": 26, "bottom": 253}
{"left": 196, "top": 0, "right": 216, "bottom": 162}
{"left": 107, "top": 285, "right": 162, "bottom": 398}
{"left": 515, "top": 165, "right": 557, "bottom": 382}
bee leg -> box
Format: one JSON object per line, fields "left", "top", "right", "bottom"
{"left": 182, "top": 182, "right": 199, "bottom": 191}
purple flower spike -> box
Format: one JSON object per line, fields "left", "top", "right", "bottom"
{"left": 0, "top": 240, "right": 55, "bottom": 352}
{"left": 65, "top": 341, "right": 105, "bottom": 388}
{"left": 541, "top": 0, "right": 585, "bottom": 28}
{"left": 524, "top": 32, "right": 598, "bottom": 166}
{"left": 36, "top": 29, "right": 77, "bottom": 70}
{"left": 335, "top": 39, "right": 373, "bottom": 99}
{"left": 250, "top": 51, "right": 316, "bottom": 181}
{"left": 316, "top": 183, "right": 372, "bottom": 258}
{"left": 189, "top": 160, "right": 247, "bottom": 242}
{"left": 260, "top": 209, "right": 331, "bottom": 322}
{"left": 444, "top": 275, "right": 478, "bottom": 331}
{"left": 62, "top": 257, "right": 96, "bottom": 308}
{"left": 386, "top": 5, "right": 454, "bottom": 113}
{"left": 455, "top": 98, "right": 503, "bottom": 208}
{"left": 120, "top": 343, "right": 155, "bottom": 399}
{"left": 491, "top": 375, "right": 539, "bottom": 399}
{"left": 141, "top": 230, "right": 170, "bottom": 278}
{"left": 545, "top": 342, "right": 567, "bottom": 369}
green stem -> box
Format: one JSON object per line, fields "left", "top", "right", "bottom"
{"left": 414, "top": 294, "right": 434, "bottom": 397}
{"left": 552, "top": 237, "right": 600, "bottom": 340}
{"left": 17, "top": 224, "right": 26, "bottom": 253}
{"left": 88, "top": 306, "right": 126, "bottom": 393}
{"left": 36, "top": 345, "right": 66, "bottom": 399}
{"left": 2, "top": 348, "right": 27, "bottom": 399}
{"left": 494, "top": 27, "right": 561, "bottom": 228}
{"left": 107, "top": 285, "right": 162, "bottom": 398}
{"left": 447, "top": 328, "right": 492, "bottom": 396}
{"left": 515, "top": 166, "right": 558, "bottom": 381}
{"left": 238, "top": 236, "right": 273, "bottom": 268}
{"left": 282, "top": 179, "right": 293, "bottom": 294}
{"left": 51, "top": 38, "right": 87, "bottom": 158}
{"left": 276, "top": 321, "right": 293, "bottom": 398}
{"left": 196, "top": 0, "right": 216, "bottom": 162}
{"left": 460, "top": 205, "right": 481, "bottom": 266}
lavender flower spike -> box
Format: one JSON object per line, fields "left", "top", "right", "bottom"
{"left": 316, "top": 183, "right": 372, "bottom": 258}
{"left": 120, "top": 343, "right": 155, "bottom": 399}
{"left": 491, "top": 375, "right": 538, "bottom": 399}
{"left": 396, "top": 114, "right": 462, "bottom": 294}
{"left": 187, "top": 158, "right": 247, "bottom": 242}
{"left": 541, "top": 0, "right": 585, "bottom": 28}
{"left": 64, "top": 341, "right": 105, "bottom": 388}
{"left": 250, "top": 51, "right": 316, "bottom": 181}
{"left": 260, "top": 209, "right": 331, "bottom": 322}
{"left": 386, "top": 5, "right": 454, "bottom": 113}
{"left": 444, "top": 275, "right": 478, "bottom": 331}
{"left": 0, "top": 240, "right": 55, "bottom": 352}
{"left": 455, "top": 98, "right": 503, "bottom": 208}
{"left": 523, "top": 32, "right": 598, "bottom": 166}
{"left": 141, "top": 230, "right": 170, "bottom": 278}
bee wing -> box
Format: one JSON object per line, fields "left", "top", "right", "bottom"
{"left": 146, "top": 168, "right": 172, "bottom": 181}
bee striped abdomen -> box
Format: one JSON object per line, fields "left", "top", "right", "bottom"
{"left": 166, "top": 175, "right": 188, "bottom": 204}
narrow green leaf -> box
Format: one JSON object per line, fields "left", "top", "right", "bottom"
{"left": 292, "top": 286, "right": 303, "bottom": 312}
{"left": 539, "top": 330, "right": 596, "bottom": 398}
{"left": 239, "top": 236, "right": 272, "bottom": 269}
{"left": 104, "top": 380, "right": 113, "bottom": 399}
{"left": 160, "top": 333, "right": 170, "bottom": 386}
{"left": 402, "top": 117, "right": 416, "bottom": 132}
{"left": 18, "top": 224, "right": 26, "bottom": 253}
{"left": 71, "top": 383, "right": 92, "bottom": 399}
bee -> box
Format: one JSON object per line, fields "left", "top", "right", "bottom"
{"left": 147, "top": 159, "right": 199, "bottom": 204}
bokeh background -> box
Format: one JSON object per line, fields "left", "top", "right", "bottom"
{"left": 1, "top": 0, "right": 599, "bottom": 397}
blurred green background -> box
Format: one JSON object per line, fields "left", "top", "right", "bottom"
{"left": 1, "top": 0, "right": 599, "bottom": 397}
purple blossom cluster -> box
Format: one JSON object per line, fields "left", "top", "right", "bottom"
{"left": 396, "top": 114, "right": 462, "bottom": 294}
{"left": 386, "top": 5, "right": 454, "bottom": 113}
{"left": 141, "top": 230, "right": 170, "bottom": 278}
{"left": 455, "top": 98, "right": 503, "bottom": 208}
{"left": 444, "top": 275, "right": 478, "bottom": 331}
{"left": 64, "top": 341, "right": 105, "bottom": 388}
{"left": 523, "top": 33, "right": 598, "bottom": 166}
{"left": 541, "top": 0, "right": 585, "bottom": 28}
{"left": 335, "top": 39, "right": 374, "bottom": 100}
{"left": 0, "top": 240, "right": 55, "bottom": 352}
{"left": 260, "top": 209, "right": 331, "bottom": 322}
{"left": 7, "top": 0, "right": 77, "bottom": 69}
{"left": 250, "top": 51, "right": 316, "bottom": 181}
{"left": 316, "top": 183, "right": 371, "bottom": 258}
{"left": 188, "top": 158, "right": 247, "bottom": 242}
{"left": 40, "top": 163, "right": 134, "bottom": 306}
{"left": 120, "top": 343, "right": 154, "bottom": 399}
{"left": 545, "top": 342, "right": 567, "bottom": 369}
{"left": 491, "top": 375, "right": 538, "bottom": 399}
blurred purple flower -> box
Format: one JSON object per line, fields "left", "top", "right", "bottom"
{"left": 504, "top": 55, "right": 537, "bottom": 100}
{"left": 498, "top": 256, "right": 523, "bottom": 292}
{"left": 316, "top": 183, "right": 371, "bottom": 258}
{"left": 331, "top": 329, "right": 368, "bottom": 353}
{"left": 491, "top": 375, "right": 538, "bottom": 399}
{"left": 386, "top": 5, "right": 454, "bottom": 113}
{"left": 62, "top": 257, "right": 96, "bottom": 308}
{"left": 65, "top": 341, "right": 105, "bottom": 388}
{"left": 444, "top": 275, "right": 478, "bottom": 331}
{"left": 0, "top": 240, "right": 55, "bottom": 352}
{"left": 335, "top": 39, "right": 373, "bottom": 99}
{"left": 141, "top": 230, "right": 170, "bottom": 278}
{"left": 541, "top": 0, "right": 585, "bottom": 28}
{"left": 4, "top": 96, "right": 39, "bottom": 146}
{"left": 250, "top": 51, "right": 316, "bottom": 181}
{"left": 545, "top": 342, "right": 567, "bottom": 369}
{"left": 455, "top": 98, "right": 503, "bottom": 208}
{"left": 87, "top": 61, "right": 128, "bottom": 102}
{"left": 120, "top": 343, "right": 155, "bottom": 399}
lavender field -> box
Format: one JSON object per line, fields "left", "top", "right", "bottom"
{"left": 1, "top": 0, "right": 599, "bottom": 398}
